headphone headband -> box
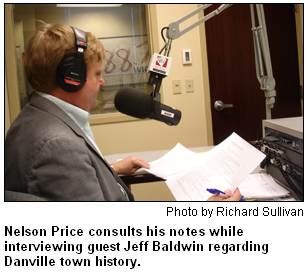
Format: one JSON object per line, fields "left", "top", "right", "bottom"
{"left": 71, "top": 27, "right": 87, "bottom": 50}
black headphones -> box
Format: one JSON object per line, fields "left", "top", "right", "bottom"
{"left": 56, "top": 27, "right": 88, "bottom": 92}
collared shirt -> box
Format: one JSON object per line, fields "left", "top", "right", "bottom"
{"left": 35, "top": 91, "right": 129, "bottom": 200}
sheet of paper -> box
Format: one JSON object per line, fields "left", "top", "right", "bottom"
{"left": 144, "top": 143, "right": 203, "bottom": 179}
{"left": 238, "top": 173, "right": 289, "bottom": 199}
{"left": 166, "top": 132, "right": 266, "bottom": 201}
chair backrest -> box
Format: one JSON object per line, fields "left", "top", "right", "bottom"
{"left": 5, "top": 190, "right": 46, "bottom": 201}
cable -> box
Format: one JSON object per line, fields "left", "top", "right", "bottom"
{"left": 256, "top": 125, "right": 262, "bottom": 142}
{"left": 274, "top": 154, "right": 303, "bottom": 201}
{"left": 272, "top": 86, "right": 277, "bottom": 112}
{"left": 161, "top": 27, "right": 168, "bottom": 44}
{"left": 262, "top": 140, "right": 303, "bottom": 200}
{"left": 159, "top": 27, "right": 170, "bottom": 54}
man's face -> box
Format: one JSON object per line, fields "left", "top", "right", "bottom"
{"left": 77, "top": 61, "right": 105, "bottom": 112}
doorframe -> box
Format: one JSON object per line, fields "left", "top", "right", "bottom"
{"left": 5, "top": 4, "right": 21, "bottom": 126}
{"left": 197, "top": 4, "right": 214, "bottom": 146}
{"left": 294, "top": 4, "right": 303, "bottom": 115}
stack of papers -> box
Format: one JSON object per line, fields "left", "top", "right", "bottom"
{"left": 239, "top": 173, "right": 289, "bottom": 199}
{"left": 144, "top": 132, "right": 289, "bottom": 201}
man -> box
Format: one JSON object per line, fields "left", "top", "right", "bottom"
{"left": 5, "top": 23, "right": 150, "bottom": 201}
{"left": 5, "top": 23, "right": 241, "bottom": 201}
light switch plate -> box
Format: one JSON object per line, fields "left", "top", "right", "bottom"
{"left": 173, "top": 79, "right": 182, "bottom": 94}
{"left": 185, "top": 79, "right": 194, "bottom": 93}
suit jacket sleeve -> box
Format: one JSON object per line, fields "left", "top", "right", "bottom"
{"left": 28, "top": 134, "right": 128, "bottom": 201}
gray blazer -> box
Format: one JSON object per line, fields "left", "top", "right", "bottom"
{"left": 5, "top": 93, "right": 134, "bottom": 201}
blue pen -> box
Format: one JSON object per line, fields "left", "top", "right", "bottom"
{"left": 207, "top": 188, "right": 245, "bottom": 201}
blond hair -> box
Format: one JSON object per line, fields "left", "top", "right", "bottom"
{"left": 24, "top": 23, "right": 106, "bottom": 92}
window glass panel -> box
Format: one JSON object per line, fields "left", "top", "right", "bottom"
{"left": 13, "top": 4, "right": 151, "bottom": 115}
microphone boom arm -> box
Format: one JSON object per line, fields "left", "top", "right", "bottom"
{"left": 163, "top": 4, "right": 276, "bottom": 119}
{"left": 166, "top": 4, "right": 232, "bottom": 40}
{"left": 250, "top": 4, "right": 276, "bottom": 119}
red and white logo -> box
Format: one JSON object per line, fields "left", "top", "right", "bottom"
{"left": 155, "top": 56, "right": 169, "bottom": 68}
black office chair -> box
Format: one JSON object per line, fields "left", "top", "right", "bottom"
{"left": 5, "top": 190, "right": 46, "bottom": 201}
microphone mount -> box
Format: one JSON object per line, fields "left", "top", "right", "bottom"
{"left": 147, "top": 27, "right": 173, "bottom": 113}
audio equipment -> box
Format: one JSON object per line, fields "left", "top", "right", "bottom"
{"left": 262, "top": 117, "right": 303, "bottom": 200}
{"left": 56, "top": 27, "right": 88, "bottom": 92}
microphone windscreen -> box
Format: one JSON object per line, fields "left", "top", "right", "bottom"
{"left": 114, "top": 87, "right": 152, "bottom": 119}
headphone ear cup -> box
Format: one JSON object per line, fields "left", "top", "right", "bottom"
{"left": 56, "top": 56, "right": 87, "bottom": 92}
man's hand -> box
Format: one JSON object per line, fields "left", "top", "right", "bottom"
{"left": 111, "top": 156, "right": 150, "bottom": 175}
{"left": 207, "top": 188, "right": 243, "bottom": 201}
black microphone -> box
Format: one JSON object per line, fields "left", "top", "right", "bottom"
{"left": 114, "top": 87, "right": 181, "bottom": 126}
